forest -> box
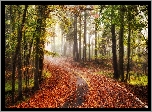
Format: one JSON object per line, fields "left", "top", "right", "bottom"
{"left": 4, "top": 4, "right": 148, "bottom": 108}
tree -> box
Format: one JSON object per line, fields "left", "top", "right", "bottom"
{"left": 11, "top": 5, "right": 28, "bottom": 103}
{"left": 38, "top": 5, "right": 48, "bottom": 83}
{"left": 111, "top": 5, "right": 119, "bottom": 79}
{"left": 73, "top": 14, "right": 78, "bottom": 61}
{"left": 83, "top": 9, "right": 87, "bottom": 62}
{"left": 79, "top": 13, "right": 82, "bottom": 61}
{"left": 119, "top": 5, "right": 125, "bottom": 82}
{"left": 94, "top": 21, "right": 97, "bottom": 62}
{"left": 34, "top": 5, "right": 42, "bottom": 90}
{"left": 5, "top": 5, "right": 17, "bottom": 104}
{"left": 125, "top": 5, "right": 131, "bottom": 82}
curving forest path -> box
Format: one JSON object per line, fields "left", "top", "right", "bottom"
{"left": 10, "top": 56, "right": 148, "bottom": 108}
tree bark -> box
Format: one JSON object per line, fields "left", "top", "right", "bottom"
{"left": 38, "top": 5, "right": 47, "bottom": 82}
{"left": 26, "top": 32, "right": 34, "bottom": 87}
{"left": 34, "top": 32, "right": 40, "bottom": 90}
{"left": 119, "top": 5, "right": 125, "bottom": 82}
{"left": 73, "top": 14, "right": 78, "bottom": 61}
{"left": 95, "top": 23, "right": 97, "bottom": 62}
{"left": 79, "top": 14, "right": 81, "bottom": 61}
{"left": 111, "top": 24, "right": 119, "bottom": 79}
{"left": 83, "top": 10, "right": 87, "bottom": 62}
{"left": 126, "top": 6, "right": 131, "bottom": 82}
{"left": 111, "top": 6, "right": 119, "bottom": 79}
{"left": 34, "top": 6, "right": 42, "bottom": 90}
{"left": 89, "top": 35, "right": 90, "bottom": 61}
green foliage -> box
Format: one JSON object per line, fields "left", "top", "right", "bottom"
{"left": 42, "top": 70, "right": 52, "bottom": 78}
{"left": 5, "top": 79, "right": 34, "bottom": 92}
{"left": 44, "top": 50, "right": 59, "bottom": 57}
{"left": 5, "top": 81, "right": 18, "bottom": 92}
{"left": 98, "top": 71, "right": 113, "bottom": 78}
{"left": 97, "top": 69, "right": 148, "bottom": 86}
{"left": 129, "top": 74, "right": 148, "bottom": 86}
{"left": 5, "top": 69, "right": 51, "bottom": 94}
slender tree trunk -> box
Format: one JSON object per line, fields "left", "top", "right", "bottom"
{"left": 89, "top": 35, "right": 90, "bottom": 61}
{"left": 61, "top": 31, "right": 63, "bottom": 55}
{"left": 34, "top": 6, "right": 43, "bottom": 90}
{"left": 23, "top": 31, "right": 28, "bottom": 90}
{"left": 17, "top": 7, "right": 22, "bottom": 100}
{"left": 64, "top": 42, "right": 67, "bottom": 56}
{"left": 34, "top": 5, "right": 47, "bottom": 89}
{"left": 111, "top": 6, "right": 119, "bottom": 79}
{"left": 111, "top": 24, "right": 119, "bottom": 79}
{"left": 53, "top": 37, "right": 55, "bottom": 51}
{"left": 83, "top": 10, "right": 87, "bottom": 62}
{"left": 39, "top": 5, "right": 47, "bottom": 82}
{"left": 17, "top": 40, "right": 22, "bottom": 100}
{"left": 39, "top": 41, "right": 44, "bottom": 83}
{"left": 26, "top": 33, "right": 34, "bottom": 87}
{"left": 10, "top": 5, "right": 15, "bottom": 104}
{"left": 126, "top": 6, "right": 131, "bottom": 82}
{"left": 79, "top": 14, "right": 81, "bottom": 61}
{"left": 91, "top": 41, "right": 93, "bottom": 59}
{"left": 73, "top": 14, "right": 78, "bottom": 61}
{"left": 95, "top": 23, "right": 97, "bottom": 62}
{"left": 9, "top": 5, "right": 14, "bottom": 104}
{"left": 119, "top": 5, "right": 125, "bottom": 82}
{"left": 34, "top": 33, "right": 40, "bottom": 90}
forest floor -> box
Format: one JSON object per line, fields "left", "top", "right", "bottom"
{"left": 8, "top": 56, "right": 148, "bottom": 108}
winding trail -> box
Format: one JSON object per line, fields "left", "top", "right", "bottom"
{"left": 44, "top": 56, "right": 148, "bottom": 108}
{"left": 9, "top": 56, "right": 148, "bottom": 108}
{"left": 45, "top": 56, "right": 89, "bottom": 108}
{"left": 61, "top": 76, "right": 89, "bottom": 108}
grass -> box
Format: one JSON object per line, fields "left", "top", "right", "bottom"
{"left": 97, "top": 71, "right": 113, "bottom": 78}
{"left": 5, "top": 70, "right": 52, "bottom": 107}
{"left": 5, "top": 79, "right": 34, "bottom": 92}
{"left": 5, "top": 70, "right": 52, "bottom": 92}
{"left": 97, "top": 70, "right": 148, "bottom": 86}
{"left": 129, "top": 75, "right": 148, "bottom": 86}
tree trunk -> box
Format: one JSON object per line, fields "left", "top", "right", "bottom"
{"left": 111, "top": 6, "right": 119, "bottom": 80}
{"left": 61, "top": 31, "right": 63, "bottom": 55}
{"left": 89, "top": 35, "right": 90, "bottom": 61}
{"left": 91, "top": 41, "right": 93, "bottom": 59}
{"left": 119, "top": 5, "right": 125, "bottom": 82}
{"left": 34, "top": 6, "right": 43, "bottom": 90}
{"left": 73, "top": 14, "right": 78, "bottom": 61}
{"left": 39, "top": 5, "right": 47, "bottom": 83}
{"left": 64, "top": 42, "right": 67, "bottom": 56}
{"left": 111, "top": 24, "right": 119, "bottom": 79}
{"left": 22, "top": 31, "right": 28, "bottom": 90}
{"left": 17, "top": 8, "right": 22, "bottom": 100}
{"left": 17, "top": 41, "right": 22, "bottom": 100}
{"left": 83, "top": 10, "right": 87, "bottom": 62}
{"left": 34, "top": 5, "right": 47, "bottom": 89}
{"left": 53, "top": 37, "right": 55, "bottom": 51}
{"left": 79, "top": 14, "right": 81, "bottom": 61}
{"left": 34, "top": 33, "right": 40, "bottom": 90}
{"left": 26, "top": 32, "right": 34, "bottom": 87}
{"left": 39, "top": 42, "right": 44, "bottom": 83}
{"left": 95, "top": 23, "right": 97, "bottom": 62}
{"left": 126, "top": 6, "right": 131, "bottom": 82}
